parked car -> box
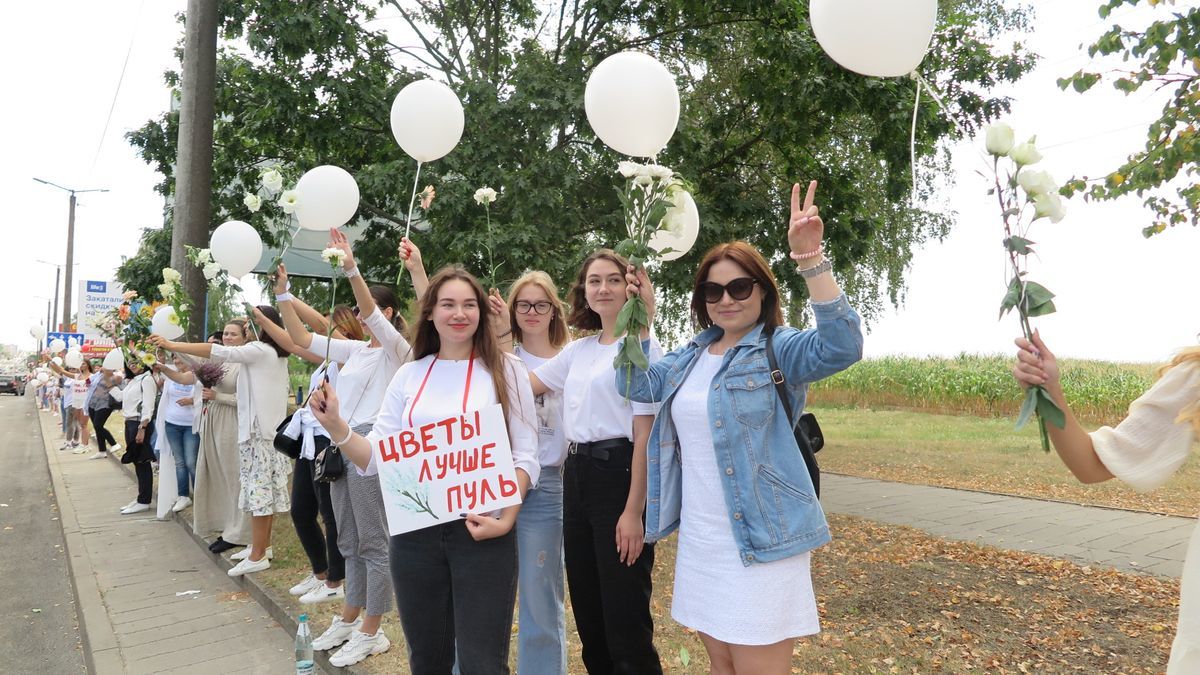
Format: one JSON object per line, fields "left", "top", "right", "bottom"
{"left": 0, "top": 374, "right": 24, "bottom": 395}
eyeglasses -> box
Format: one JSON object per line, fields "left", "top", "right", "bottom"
{"left": 698, "top": 278, "right": 757, "bottom": 304}
{"left": 515, "top": 301, "right": 555, "bottom": 316}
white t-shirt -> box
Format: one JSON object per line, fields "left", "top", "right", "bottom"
{"left": 61, "top": 376, "right": 75, "bottom": 407}
{"left": 364, "top": 353, "right": 541, "bottom": 488}
{"left": 533, "top": 334, "right": 662, "bottom": 444}
{"left": 308, "top": 306, "right": 412, "bottom": 429}
{"left": 162, "top": 380, "right": 196, "bottom": 426}
{"left": 70, "top": 376, "right": 88, "bottom": 409}
{"left": 515, "top": 345, "right": 568, "bottom": 468}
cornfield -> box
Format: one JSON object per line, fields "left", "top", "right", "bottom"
{"left": 808, "top": 354, "right": 1156, "bottom": 426}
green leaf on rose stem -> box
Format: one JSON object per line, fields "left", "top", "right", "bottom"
{"left": 1015, "top": 386, "right": 1038, "bottom": 430}
{"left": 999, "top": 276, "right": 1022, "bottom": 319}
{"left": 1026, "top": 299, "right": 1057, "bottom": 317}
{"left": 1003, "top": 236, "right": 1036, "bottom": 255}
{"left": 1003, "top": 207, "right": 1020, "bottom": 218}
{"left": 1036, "top": 388, "right": 1067, "bottom": 429}
{"left": 614, "top": 297, "right": 635, "bottom": 335}
{"left": 1022, "top": 281, "right": 1055, "bottom": 307}
{"left": 644, "top": 199, "right": 671, "bottom": 232}
{"left": 614, "top": 186, "right": 632, "bottom": 212}
{"left": 625, "top": 333, "right": 650, "bottom": 370}
{"left": 615, "top": 238, "right": 637, "bottom": 259}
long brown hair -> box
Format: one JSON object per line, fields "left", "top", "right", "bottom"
{"left": 690, "top": 241, "right": 785, "bottom": 333}
{"left": 566, "top": 249, "right": 630, "bottom": 331}
{"left": 413, "top": 265, "right": 513, "bottom": 420}
{"left": 507, "top": 270, "right": 569, "bottom": 349}
{"left": 331, "top": 305, "right": 364, "bottom": 341}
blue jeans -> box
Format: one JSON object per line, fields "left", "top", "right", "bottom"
{"left": 59, "top": 396, "right": 69, "bottom": 435}
{"left": 163, "top": 422, "right": 199, "bottom": 497}
{"left": 516, "top": 467, "right": 567, "bottom": 675}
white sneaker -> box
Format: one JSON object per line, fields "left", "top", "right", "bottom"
{"left": 171, "top": 496, "right": 192, "bottom": 512}
{"left": 118, "top": 500, "right": 139, "bottom": 513}
{"left": 329, "top": 630, "right": 390, "bottom": 667}
{"left": 121, "top": 502, "right": 150, "bottom": 515}
{"left": 227, "top": 555, "right": 271, "bottom": 577}
{"left": 88, "top": 452, "right": 107, "bottom": 460}
{"left": 231, "top": 546, "right": 272, "bottom": 561}
{"left": 110, "top": 443, "right": 122, "bottom": 452}
{"left": 312, "top": 616, "right": 362, "bottom": 651}
{"left": 289, "top": 574, "right": 323, "bottom": 597}
{"left": 299, "top": 583, "right": 345, "bottom": 605}
{"left": 72, "top": 445, "right": 88, "bottom": 454}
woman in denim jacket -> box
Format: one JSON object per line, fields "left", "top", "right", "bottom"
{"left": 621, "top": 181, "right": 863, "bottom": 674}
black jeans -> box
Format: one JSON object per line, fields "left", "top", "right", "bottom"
{"left": 291, "top": 456, "right": 344, "bottom": 582}
{"left": 564, "top": 448, "right": 661, "bottom": 675}
{"left": 89, "top": 408, "right": 117, "bottom": 452}
{"left": 390, "top": 522, "right": 518, "bottom": 675}
{"left": 124, "top": 420, "right": 153, "bottom": 505}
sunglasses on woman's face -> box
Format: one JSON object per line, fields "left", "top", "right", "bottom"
{"left": 699, "top": 277, "right": 757, "bottom": 304}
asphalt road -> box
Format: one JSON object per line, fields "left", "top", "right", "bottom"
{"left": 0, "top": 386, "right": 85, "bottom": 673}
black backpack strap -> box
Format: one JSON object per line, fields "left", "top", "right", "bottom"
{"left": 764, "top": 330, "right": 820, "bottom": 498}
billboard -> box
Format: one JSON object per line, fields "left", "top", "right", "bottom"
{"left": 78, "top": 279, "right": 125, "bottom": 356}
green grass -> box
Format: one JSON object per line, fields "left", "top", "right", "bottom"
{"left": 810, "top": 354, "right": 1155, "bottom": 425}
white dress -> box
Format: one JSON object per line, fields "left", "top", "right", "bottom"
{"left": 669, "top": 348, "right": 820, "bottom": 645}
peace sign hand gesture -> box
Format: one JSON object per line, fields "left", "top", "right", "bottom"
{"left": 787, "top": 180, "right": 824, "bottom": 258}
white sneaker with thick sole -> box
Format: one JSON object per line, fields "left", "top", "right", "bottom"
{"left": 117, "top": 500, "right": 139, "bottom": 513}
{"left": 227, "top": 556, "right": 270, "bottom": 577}
{"left": 110, "top": 444, "right": 122, "bottom": 453}
{"left": 121, "top": 502, "right": 150, "bottom": 515}
{"left": 71, "top": 445, "right": 88, "bottom": 454}
{"left": 299, "top": 583, "right": 345, "bottom": 605}
{"left": 329, "top": 630, "right": 390, "bottom": 667}
{"left": 88, "top": 452, "right": 107, "bottom": 460}
{"left": 231, "top": 546, "right": 272, "bottom": 561}
{"left": 289, "top": 574, "right": 322, "bottom": 597}
{"left": 312, "top": 616, "right": 362, "bottom": 651}
{"left": 171, "top": 496, "right": 192, "bottom": 512}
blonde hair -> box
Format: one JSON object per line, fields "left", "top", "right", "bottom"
{"left": 1159, "top": 346, "right": 1200, "bottom": 431}
{"left": 507, "top": 270, "right": 569, "bottom": 349}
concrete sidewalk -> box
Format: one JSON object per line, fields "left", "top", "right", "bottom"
{"left": 38, "top": 409, "right": 297, "bottom": 674}
{"left": 822, "top": 473, "right": 1196, "bottom": 578}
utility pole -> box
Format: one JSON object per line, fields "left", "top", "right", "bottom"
{"left": 172, "top": 0, "right": 220, "bottom": 341}
{"left": 53, "top": 266, "right": 61, "bottom": 331}
{"left": 46, "top": 300, "right": 52, "bottom": 339}
{"left": 33, "top": 179, "right": 106, "bottom": 330}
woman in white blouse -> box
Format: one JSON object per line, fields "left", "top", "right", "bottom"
{"left": 1013, "top": 334, "right": 1200, "bottom": 673}
{"left": 106, "top": 360, "right": 157, "bottom": 514}
{"left": 150, "top": 306, "right": 292, "bottom": 577}
{"left": 311, "top": 265, "right": 540, "bottom": 674}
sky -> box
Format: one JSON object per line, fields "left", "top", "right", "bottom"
{"left": 1, "top": 1, "right": 1195, "bottom": 363}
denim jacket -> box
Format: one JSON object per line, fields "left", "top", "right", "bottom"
{"left": 620, "top": 294, "right": 863, "bottom": 565}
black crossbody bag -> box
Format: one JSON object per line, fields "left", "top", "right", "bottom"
{"left": 764, "top": 331, "right": 825, "bottom": 498}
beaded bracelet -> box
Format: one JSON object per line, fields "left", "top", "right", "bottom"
{"left": 790, "top": 244, "right": 824, "bottom": 262}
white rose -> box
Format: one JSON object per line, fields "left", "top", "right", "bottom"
{"left": 320, "top": 247, "right": 346, "bottom": 267}
{"left": 157, "top": 283, "right": 173, "bottom": 299}
{"left": 1008, "top": 137, "right": 1042, "bottom": 166}
{"left": 162, "top": 267, "right": 182, "bottom": 283}
{"left": 634, "top": 164, "right": 654, "bottom": 178}
{"left": 278, "top": 190, "right": 300, "bottom": 214}
{"left": 473, "top": 187, "right": 498, "bottom": 205}
{"left": 1016, "top": 170, "right": 1058, "bottom": 198}
{"left": 244, "top": 193, "right": 262, "bottom": 213}
{"left": 1032, "top": 192, "right": 1066, "bottom": 223}
{"left": 634, "top": 174, "right": 653, "bottom": 187}
{"left": 203, "top": 261, "right": 223, "bottom": 280}
{"left": 198, "top": 248, "right": 213, "bottom": 263}
{"left": 261, "top": 169, "right": 284, "bottom": 193}
{"left": 984, "top": 123, "right": 1015, "bottom": 156}
{"left": 646, "top": 164, "right": 673, "bottom": 180}
{"left": 617, "top": 161, "right": 641, "bottom": 178}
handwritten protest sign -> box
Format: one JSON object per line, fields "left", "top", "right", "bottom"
{"left": 374, "top": 403, "right": 523, "bottom": 536}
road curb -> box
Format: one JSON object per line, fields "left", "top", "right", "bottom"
{"left": 35, "top": 401, "right": 124, "bottom": 675}
{"left": 109, "top": 448, "right": 369, "bottom": 675}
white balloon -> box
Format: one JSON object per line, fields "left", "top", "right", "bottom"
{"left": 210, "top": 220, "right": 263, "bottom": 278}
{"left": 151, "top": 306, "right": 185, "bottom": 340}
{"left": 295, "top": 165, "right": 361, "bottom": 231}
{"left": 49, "top": 338, "right": 66, "bottom": 353}
{"left": 585, "top": 52, "right": 680, "bottom": 158}
{"left": 809, "top": 0, "right": 938, "bottom": 77}
{"left": 390, "top": 80, "right": 465, "bottom": 163}
{"left": 30, "top": 325, "right": 46, "bottom": 340}
{"left": 64, "top": 350, "right": 83, "bottom": 369}
{"left": 648, "top": 192, "right": 700, "bottom": 262}
{"left": 37, "top": 372, "right": 49, "bottom": 384}
{"left": 103, "top": 349, "right": 125, "bottom": 372}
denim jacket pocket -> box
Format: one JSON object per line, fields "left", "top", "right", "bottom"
{"left": 753, "top": 465, "right": 816, "bottom": 546}
{"left": 725, "top": 366, "right": 776, "bottom": 429}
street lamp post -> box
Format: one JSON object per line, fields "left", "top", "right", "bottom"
{"left": 36, "top": 259, "right": 79, "bottom": 332}
{"left": 33, "top": 178, "right": 108, "bottom": 331}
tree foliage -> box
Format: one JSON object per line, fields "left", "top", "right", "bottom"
{"left": 123, "top": 0, "right": 1034, "bottom": 335}
{"left": 1059, "top": 0, "right": 1199, "bottom": 237}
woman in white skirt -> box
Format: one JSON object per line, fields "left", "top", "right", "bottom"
{"left": 151, "top": 306, "right": 292, "bottom": 577}
{"left": 623, "top": 182, "right": 863, "bottom": 674}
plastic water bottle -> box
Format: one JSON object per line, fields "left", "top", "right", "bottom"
{"left": 295, "top": 613, "right": 315, "bottom": 675}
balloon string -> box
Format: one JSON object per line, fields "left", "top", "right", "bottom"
{"left": 397, "top": 161, "right": 423, "bottom": 284}
{"left": 909, "top": 75, "right": 922, "bottom": 209}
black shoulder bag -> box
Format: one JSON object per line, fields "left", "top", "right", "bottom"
{"left": 764, "top": 331, "right": 824, "bottom": 499}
